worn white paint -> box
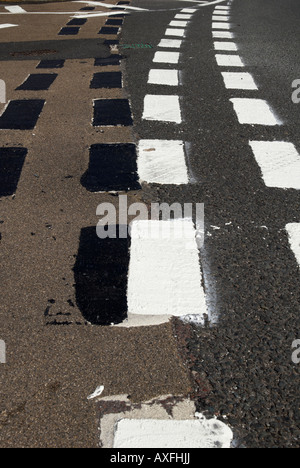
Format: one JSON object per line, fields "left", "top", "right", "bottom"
{"left": 165, "top": 28, "right": 185, "bottom": 37}
{"left": 127, "top": 219, "right": 206, "bottom": 319}
{"left": 221, "top": 72, "right": 258, "bottom": 90}
{"left": 158, "top": 38, "right": 183, "bottom": 48}
{"left": 153, "top": 51, "right": 180, "bottom": 64}
{"left": 286, "top": 224, "right": 300, "bottom": 267}
{"left": 230, "top": 99, "right": 282, "bottom": 125}
{"left": 213, "top": 31, "right": 234, "bottom": 38}
{"left": 215, "top": 54, "right": 244, "bottom": 67}
{"left": 181, "top": 8, "right": 197, "bottom": 13}
{"left": 142, "top": 95, "right": 182, "bottom": 123}
{"left": 0, "top": 340, "right": 5, "bottom": 364}
{"left": 0, "top": 23, "right": 18, "bottom": 29}
{"left": 249, "top": 141, "right": 300, "bottom": 188}
{"left": 212, "top": 16, "right": 231, "bottom": 21}
{"left": 87, "top": 385, "right": 104, "bottom": 400}
{"left": 169, "top": 20, "right": 189, "bottom": 27}
{"left": 4, "top": 6, "right": 26, "bottom": 13}
{"left": 175, "top": 14, "right": 192, "bottom": 19}
{"left": 212, "top": 22, "right": 232, "bottom": 30}
{"left": 137, "top": 140, "right": 189, "bottom": 184}
{"left": 148, "top": 69, "right": 179, "bottom": 86}
{"left": 214, "top": 41, "right": 237, "bottom": 51}
{"left": 213, "top": 10, "right": 231, "bottom": 15}
{"left": 113, "top": 416, "right": 233, "bottom": 448}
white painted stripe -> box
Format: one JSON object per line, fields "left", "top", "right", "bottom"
{"left": 212, "top": 22, "right": 232, "bottom": 29}
{"left": 181, "top": 8, "right": 198, "bottom": 13}
{"left": 286, "top": 223, "right": 300, "bottom": 266}
{"left": 142, "top": 95, "right": 181, "bottom": 123}
{"left": 221, "top": 72, "right": 258, "bottom": 90}
{"left": 0, "top": 24, "right": 18, "bottom": 29}
{"left": 153, "top": 51, "right": 180, "bottom": 63}
{"left": 114, "top": 417, "right": 233, "bottom": 449}
{"left": 230, "top": 99, "right": 282, "bottom": 125}
{"left": 165, "top": 28, "right": 185, "bottom": 37}
{"left": 213, "top": 10, "right": 230, "bottom": 15}
{"left": 213, "top": 31, "right": 234, "bottom": 38}
{"left": 215, "top": 5, "right": 231, "bottom": 9}
{"left": 127, "top": 219, "right": 206, "bottom": 318}
{"left": 137, "top": 140, "right": 189, "bottom": 184}
{"left": 158, "top": 38, "right": 183, "bottom": 49}
{"left": 215, "top": 54, "right": 244, "bottom": 67}
{"left": 74, "top": 1, "right": 147, "bottom": 11}
{"left": 249, "top": 141, "right": 300, "bottom": 189}
{"left": 212, "top": 16, "right": 231, "bottom": 21}
{"left": 214, "top": 41, "right": 237, "bottom": 51}
{"left": 169, "top": 20, "right": 189, "bottom": 27}
{"left": 148, "top": 69, "right": 179, "bottom": 86}
{"left": 175, "top": 14, "right": 192, "bottom": 19}
{"left": 4, "top": 6, "right": 26, "bottom": 13}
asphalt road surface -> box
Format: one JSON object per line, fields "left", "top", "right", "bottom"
{"left": 0, "top": 0, "right": 299, "bottom": 449}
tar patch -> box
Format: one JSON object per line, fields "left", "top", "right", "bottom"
{"left": 58, "top": 27, "right": 80, "bottom": 36}
{"left": 67, "top": 18, "right": 87, "bottom": 26}
{"left": 79, "top": 6, "right": 95, "bottom": 10}
{"left": 103, "top": 39, "right": 119, "bottom": 45}
{"left": 93, "top": 99, "right": 133, "bottom": 126}
{"left": 0, "top": 100, "right": 45, "bottom": 130}
{"left": 81, "top": 143, "right": 141, "bottom": 192}
{"left": 98, "top": 26, "right": 119, "bottom": 35}
{"left": 36, "top": 59, "right": 65, "bottom": 69}
{"left": 16, "top": 73, "right": 58, "bottom": 91}
{"left": 0, "top": 147, "right": 27, "bottom": 197}
{"left": 73, "top": 226, "right": 130, "bottom": 325}
{"left": 106, "top": 19, "right": 123, "bottom": 25}
{"left": 94, "top": 54, "right": 122, "bottom": 66}
{"left": 90, "top": 71, "right": 122, "bottom": 89}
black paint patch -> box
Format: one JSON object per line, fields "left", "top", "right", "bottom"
{"left": 73, "top": 226, "right": 130, "bottom": 325}
{"left": 99, "top": 26, "right": 119, "bottom": 35}
{"left": 106, "top": 19, "right": 123, "bottom": 25}
{"left": 93, "top": 99, "right": 133, "bottom": 126}
{"left": 16, "top": 73, "right": 58, "bottom": 91}
{"left": 90, "top": 71, "right": 122, "bottom": 89}
{"left": 94, "top": 54, "right": 122, "bottom": 66}
{"left": 58, "top": 27, "right": 80, "bottom": 36}
{"left": 67, "top": 18, "right": 87, "bottom": 26}
{"left": 80, "top": 6, "right": 95, "bottom": 10}
{"left": 104, "top": 39, "right": 119, "bottom": 45}
{"left": 0, "top": 147, "right": 27, "bottom": 197}
{"left": 37, "top": 59, "right": 65, "bottom": 69}
{"left": 81, "top": 143, "right": 141, "bottom": 192}
{"left": 117, "top": 1, "right": 130, "bottom": 4}
{"left": 0, "top": 100, "right": 45, "bottom": 130}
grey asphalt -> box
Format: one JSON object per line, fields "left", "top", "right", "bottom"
{"left": 121, "top": 0, "right": 300, "bottom": 448}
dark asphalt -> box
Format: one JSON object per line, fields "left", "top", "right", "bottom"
{"left": 121, "top": 0, "right": 300, "bottom": 448}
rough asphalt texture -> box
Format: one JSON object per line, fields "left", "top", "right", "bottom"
{"left": 122, "top": 0, "right": 300, "bottom": 448}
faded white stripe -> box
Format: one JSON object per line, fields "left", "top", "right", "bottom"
{"left": 137, "top": 140, "right": 189, "bottom": 185}
{"left": 158, "top": 38, "right": 183, "bottom": 49}
{"left": 249, "top": 141, "right": 300, "bottom": 188}
{"left": 214, "top": 41, "right": 237, "bottom": 51}
{"left": 165, "top": 28, "right": 185, "bottom": 37}
{"left": 143, "top": 95, "right": 181, "bottom": 123}
{"left": 213, "top": 31, "right": 234, "bottom": 38}
{"left": 153, "top": 51, "right": 180, "bottom": 64}
{"left": 127, "top": 219, "right": 206, "bottom": 319}
{"left": 169, "top": 20, "right": 189, "bottom": 27}
{"left": 212, "top": 16, "right": 231, "bottom": 21}
{"left": 230, "top": 99, "right": 282, "bottom": 125}
{"left": 175, "top": 14, "right": 192, "bottom": 19}
{"left": 286, "top": 224, "right": 300, "bottom": 267}
{"left": 215, "top": 54, "right": 244, "bottom": 67}
{"left": 221, "top": 72, "right": 258, "bottom": 90}
{"left": 4, "top": 6, "right": 26, "bottom": 13}
{"left": 0, "top": 23, "right": 18, "bottom": 29}
{"left": 148, "top": 69, "right": 179, "bottom": 86}
{"left": 212, "top": 22, "right": 232, "bottom": 30}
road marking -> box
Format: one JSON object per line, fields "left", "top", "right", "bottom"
{"left": 181, "top": 8, "right": 198, "bottom": 13}
{"left": 230, "top": 98, "right": 282, "bottom": 125}
{"left": 221, "top": 72, "right": 258, "bottom": 89}
{"left": 16, "top": 74, "right": 58, "bottom": 91}
{"left": 148, "top": 69, "right": 179, "bottom": 86}
{"left": 153, "top": 51, "right": 180, "bottom": 64}
{"left": 74, "top": 1, "right": 148, "bottom": 11}
{"left": 214, "top": 41, "right": 237, "bottom": 51}
{"left": 0, "top": 147, "right": 28, "bottom": 197}
{"left": 215, "top": 54, "right": 244, "bottom": 67}
{"left": 137, "top": 140, "right": 189, "bottom": 184}
{"left": 158, "top": 38, "right": 183, "bottom": 48}
{"left": 0, "top": 100, "right": 45, "bottom": 130}
{"left": 113, "top": 417, "right": 233, "bottom": 448}
{"left": 213, "top": 31, "right": 234, "bottom": 38}
{"left": 286, "top": 224, "right": 300, "bottom": 267}
{"left": 142, "top": 95, "right": 181, "bottom": 123}
{"left": 212, "top": 15, "right": 230, "bottom": 21}
{"left": 169, "top": 20, "right": 189, "bottom": 27}
{"left": 212, "top": 22, "right": 232, "bottom": 29}
{"left": 127, "top": 219, "right": 206, "bottom": 319}
{"left": 249, "top": 141, "right": 300, "bottom": 189}
{"left": 4, "top": 6, "right": 26, "bottom": 14}
{"left": 165, "top": 28, "right": 186, "bottom": 37}
{"left": 93, "top": 99, "right": 133, "bottom": 126}
{"left": 213, "top": 10, "right": 230, "bottom": 15}
{"left": 175, "top": 14, "right": 192, "bottom": 19}
{"left": 81, "top": 144, "right": 140, "bottom": 192}
{"left": 0, "top": 23, "right": 18, "bottom": 29}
